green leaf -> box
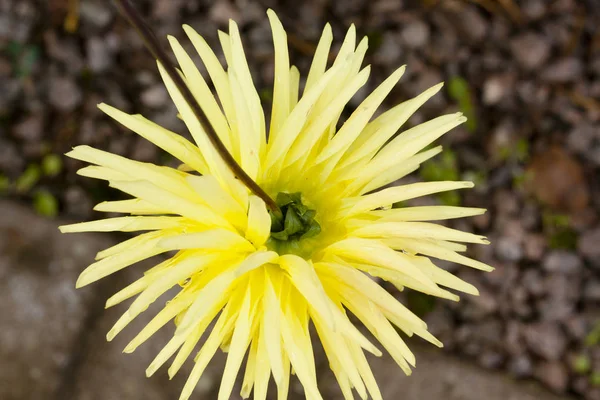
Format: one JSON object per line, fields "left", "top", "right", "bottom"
{"left": 276, "top": 192, "right": 302, "bottom": 208}
{"left": 301, "top": 220, "right": 321, "bottom": 239}
{"left": 16, "top": 164, "right": 41, "bottom": 193}
{"left": 299, "top": 209, "right": 316, "bottom": 224}
{"left": 270, "top": 230, "right": 289, "bottom": 241}
{"left": 276, "top": 192, "right": 295, "bottom": 207}
{"left": 42, "top": 154, "right": 63, "bottom": 177}
{"left": 291, "top": 202, "right": 308, "bottom": 217}
{"left": 447, "top": 76, "right": 477, "bottom": 132}
{"left": 33, "top": 190, "right": 58, "bottom": 218}
{"left": 284, "top": 208, "right": 304, "bottom": 236}
{"left": 591, "top": 371, "right": 600, "bottom": 387}
{"left": 0, "top": 174, "right": 9, "bottom": 193}
{"left": 269, "top": 210, "right": 284, "bottom": 232}
{"left": 572, "top": 354, "right": 591, "bottom": 374}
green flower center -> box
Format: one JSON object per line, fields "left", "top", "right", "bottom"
{"left": 267, "top": 192, "right": 321, "bottom": 256}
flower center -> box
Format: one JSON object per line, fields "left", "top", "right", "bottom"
{"left": 267, "top": 192, "right": 321, "bottom": 256}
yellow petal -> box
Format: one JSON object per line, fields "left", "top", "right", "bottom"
{"left": 304, "top": 23, "right": 332, "bottom": 93}
{"left": 246, "top": 195, "right": 271, "bottom": 247}
{"left": 316, "top": 66, "right": 406, "bottom": 164}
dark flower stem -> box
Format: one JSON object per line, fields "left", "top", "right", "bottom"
{"left": 113, "top": 0, "right": 281, "bottom": 216}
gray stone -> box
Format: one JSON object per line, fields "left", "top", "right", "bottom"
{"left": 541, "top": 58, "right": 584, "bottom": 83}
{"left": 87, "top": 37, "right": 113, "bottom": 73}
{"left": 0, "top": 201, "right": 109, "bottom": 400}
{"left": 131, "top": 136, "right": 159, "bottom": 163}
{"left": 363, "top": 345, "right": 574, "bottom": 400}
{"left": 0, "top": 138, "right": 24, "bottom": 175}
{"left": 523, "top": 234, "right": 546, "bottom": 261}
{"left": 69, "top": 283, "right": 218, "bottom": 400}
{"left": 522, "top": 0, "right": 548, "bottom": 20}
{"left": 543, "top": 250, "right": 582, "bottom": 274}
{"left": 401, "top": 21, "right": 430, "bottom": 48}
{"left": 525, "top": 323, "right": 568, "bottom": 361}
{"left": 141, "top": 85, "right": 170, "bottom": 109}
{"left": 567, "top": 123, "right": 600, "bottom": 166}
{"left": 522, "top": 269, "right": 545, "bottom": 297}
{"left": 495, "top": 237, "right": 523, "bottom": 262}
{"left": 49, "top": 76, "right": 83, "bottom": 113}
{"left": 11, "top": 113, "right": 43, "bottom": 142}
{"left": 510, "top": 33, "right": 551, "bottom": 70}
{"left": 482, "top": 75, "right": 513, "bottom": 106}
{"left": 534, "top": 361, "right": 569, "bottom": 393}
{"left": 579, "top": 228, "right": 600, "bottom": 268}
{"left": 460, "top": 7, "right": 488, "bottom": 43}
{"left": 209, "top": 0, "right": 241, "bottom": 26}
{"left": 80, "top": 1, "right": 113, "bottom": 29}
{"left": 584, "top": 281, "right": 600, "bottom": 302}
{"left": 509, "top": 355, "right": 533, "bottom": 378}
{"left": 375, "top": 32, "right": 403, "bottom": 66}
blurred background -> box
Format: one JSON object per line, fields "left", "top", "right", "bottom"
{"left": 1, "top": 0, "right": 599, "bottom": 399}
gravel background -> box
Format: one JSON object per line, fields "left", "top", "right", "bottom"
{"left": 1, "top": 0, "right": 599, "bottom": 398}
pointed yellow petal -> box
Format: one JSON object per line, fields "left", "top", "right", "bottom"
{"left": 267, "top": 9, "right": 290, "bottom": 145}
{"left": 304, "top": 23, "right": 332, "bottom": 93}
{"left": 353, "top": 222, "right": 489, "bottom": 244}
{"left": 343, "top": 181, "right": 474, "bottom": 217}
{"left": 316, "top": 66, "right": 406, "bottom": 164}
{"left": 168, "top": 35, "right": 233, "bottom": 152}
{"left": 93, "top": 199, "right": 169, "bottom": 215}
{"left": 372, "top": 206, "right": 486, "bottom": 222}
{"left": 289, "top": 65, "right": 300, "bottom": 108}
{"left": 218, "top": 285, "right": 254, "bottom": 400}
{"left": 59, "top": 216, "right": 186, "bottom": 233}
{"left": 246, "top": 196, "right": 271, "bottom": 247}
{"left": 98, "top": 103, "right": 209, "bottom": 174}
{"left": 341, "top": 82, "right": 445, "bottom": 167}
{"left": 285, "top": 65, "right": 371, "bottom": 167}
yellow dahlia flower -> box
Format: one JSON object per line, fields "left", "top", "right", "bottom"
{"left": 60, "top": 9, "right": 492, "bottom": 400}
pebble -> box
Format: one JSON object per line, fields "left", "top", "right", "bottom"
{"left": 510, "top": 33, "right": 551, "bottom": 70}
{"left": 578, "top": 228, "right": 600, "bottom": 268}
{"left": 459, "top": 7, "right": 488, "bottom": 43}
{"left": 401, "top": 21, "right": 430, "bottom": 48}
{"left": 374, "top": 32, "right": 403, "bottom": 66}
{"left": 564, "top": 316, "right": 587, "bottom": 340}
{"left": 525, "top": 323, "right": 568, "bottom": 361}
{"left": 522, "top": 0, "right": 548, "bottom": 21}
{"left": 583, "top": 281, "right": 600, "bottom": 302}
{"left": 463, "top": 288, "right": 498, "bottom": 319}
{"left": 524, "top": 234, "right": 546, "bottom": 261}
{"left": 534, "top": 361, "right": 569, "bottom": 393}
{"left": 525, "top": 146, "right": 589, "bottom": 212}
{"left": 87, "top": 37, "right": 113, "bottom": 73}
{"left": 140, "top": 85, "right": 169, "bottom": 109}
{"left": 64, "top": 186, "right": 94, "bottom": 219}
{"left": 541, "top": 57, "right": 584, "bottom": 83}
{"left": 0, "top": 139, "right": 25, "bottom": 175}
{"left": 11, "top": 114, "right": 43, "bottom": 142}
{"left": 482, "top": 75, "right": 513, "bottom": 106}
{"left": 48, "top": 76, "right": 82, "bottom": 113}
{"left": 568, "top": 125, "right": 600, "bottom": 167}
{"left": 522, "top": 269, "right": 546, "bottom": 297}
{"left": 495, "top": 237, "right": 523, "bottom": 262}
{"left": 509, "top": 355, "right": 533, "bottom": 378}
{"left": 209, "top": 0, "right": 242, "bottom": 26}
{"left": 130, "top": 137, "right": 158, "bottom": 163}
{"left": 543, "top": 250, "right": 582, "bottom": 274}
{"left": 79, "top": 1, "right": 113, "bottom": 29}
{"left": 478, "top": 351, "right": 504, "bottom": 369}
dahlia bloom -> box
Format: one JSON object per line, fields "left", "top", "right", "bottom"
{"left": 60, "top": 10, "right": 492, "bottom": 400}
